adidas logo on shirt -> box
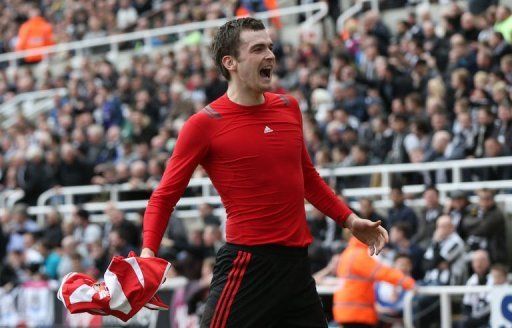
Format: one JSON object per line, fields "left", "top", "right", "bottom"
{"left": 264, "top": 126, "right": 273, "bottom": 134}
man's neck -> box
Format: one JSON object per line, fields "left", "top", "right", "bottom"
{"left": 226, "top": 83, "right": 265, "bottom": 106}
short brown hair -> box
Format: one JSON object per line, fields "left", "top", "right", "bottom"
{"left": 211, "top": 17, "right": 266, "bottom": 80}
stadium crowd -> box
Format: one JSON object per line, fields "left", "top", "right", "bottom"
{"left": 0, "top": 0, "right": 512, "bottom": 326}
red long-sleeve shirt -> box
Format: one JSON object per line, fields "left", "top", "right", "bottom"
{"left": 143, "top": 92, "right": 353, "bottom": 254}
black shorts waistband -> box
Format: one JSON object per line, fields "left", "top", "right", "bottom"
{"left": 225, "top": 243, "right": 308, "bottom": 257}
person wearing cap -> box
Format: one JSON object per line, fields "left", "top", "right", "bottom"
{"left": 464, "top": 189, "right": 507, "bottom": 264}
{"left": 446, "top": 190, "right": 476, "bottom": 239}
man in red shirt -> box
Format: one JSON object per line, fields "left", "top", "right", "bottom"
{"left": 141, "top": 18, "right": 388, "bottom": 327}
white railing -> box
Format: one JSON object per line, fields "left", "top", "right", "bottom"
{"left": 28, "top": 181, "right": 512, "bottom": 226}
{"left": 0, "top": 88, "right": 67, "bottom": 128}
{"left": 403, "top": 285, "right": 494, "bottom": 328}
{"left": 337, "top": 0, "right": 379, "bottom": 34}
{"left": 350, "top": 180, "right": 512, "bottom": 213}
{"left": 17, "top": 155, "right": 512, "bottom": 225}
{"left": 317, "top": 156, "right": 512, "bottom": 188}
{"left": 0, "top": 3, "right": 328, "bottom": 68}
{"left": 318, "top": 282, "right": 500, "bottom": 328}
{"left": 0, "top": 189, "right": 24, "bottom": 209}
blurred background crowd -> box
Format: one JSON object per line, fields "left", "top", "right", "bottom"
{"left": 0, "top": 0, "right": 512, "bottom": 327}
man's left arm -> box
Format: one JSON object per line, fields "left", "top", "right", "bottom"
{"left": 301, "top": 141, "right": 388, "bottom": 255}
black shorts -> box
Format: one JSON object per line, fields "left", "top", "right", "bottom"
{"left": 200, "top": 243, "right": 328, "bottom": 328}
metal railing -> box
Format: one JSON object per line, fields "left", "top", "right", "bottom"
{"left": 14, "top": 155, "right": 512, "bottom": 225}
{"left": 403, "top": 285, "right": 494, "bottom": 328}
{"left": 0, "top": 88, "right": 67, "bottom": 128}
{"left": 0, "top": 2, "right": 328, "bottom": 68}
{"left": 319, "top": 281, "right": 500, "bottom": 328}
{"left": 337, "top": 0, "right": 379, "bottom": 34}
{"left": 317, "top": 155, "right": 512, "bottom": 189}
{"left": 0, "top": 189, "right": 24, "bottom": 209}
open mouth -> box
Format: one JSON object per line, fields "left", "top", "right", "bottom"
{"left": 259, "top": 67, "right": 272, "bottom": 79}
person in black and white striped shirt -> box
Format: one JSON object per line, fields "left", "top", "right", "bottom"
{"left": 459, "top": 249, "right": 492, "bottom": 328}
{"left": 414, "top": 215, "right": 467, "bottom": 328}
{"left": 423, "top": 215, "right": 467, "bottom": 286}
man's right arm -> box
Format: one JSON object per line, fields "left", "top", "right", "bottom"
{"left": 142, "top": 118, "right": 209, "bottom": 256}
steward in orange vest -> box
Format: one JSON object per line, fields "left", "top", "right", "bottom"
{"left": 333, "top": 237, "right": 415, "bottom": 327}
{"left": 16, "top": 6, "right": 55, "bottom": 63}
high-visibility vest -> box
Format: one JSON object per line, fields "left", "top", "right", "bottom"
{"left": 333, "top": 237, "right": 415, "bottom": 325}
{"left": 16, "top": 16, "right": 55, "bottom": 62}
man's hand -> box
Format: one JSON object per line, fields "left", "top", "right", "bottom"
{"left": 140, "top": 248, "right": 155, "bottom": 258}
{"left": 344, "top": 214, "right": 389, "bottom": 256}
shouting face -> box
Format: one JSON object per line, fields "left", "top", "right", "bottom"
{"left": 225, "top": 29, "right": 276, "bottom": 93}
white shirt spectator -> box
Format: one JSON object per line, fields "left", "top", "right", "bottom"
{"left": 462, "top": 273, "right": 493, "bottom": 320}
{"left": 117, "top": 6, "right": 138, "bottom": 30}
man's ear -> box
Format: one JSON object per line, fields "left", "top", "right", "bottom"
{"left": 222, "top": 55, "right": 236, "bottom": 74}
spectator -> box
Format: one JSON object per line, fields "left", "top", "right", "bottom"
{"left": 84, "top": 125, "right": 111, "bottom": 167}
{"left": 446, "top": 190, "right": 478, "bottom": 240}
{"left": 71, "top": 207, "right": 102, "bottom": 247}
{"left": 468, "top": 0, "right": 497, "bottom": 15}
{"left": 376, "top": 60, "right": 413, "bottom": 111}
{"left": 423, "top": 130, "right": 454, "bottom": 184}
{"left": 15, "top": 4, "right": 54, "bottom": 64}
{"left": 17, "top": 146, "right": 50, "bottom": 205}
{"left": 384, "top": 222, "right": 424, "bottom": 280}
{"left": 404, "top": 119, "right": 431, "bottom": 156}
{"left": 39, "top": 238, "right": 60, "bottom": 280}
{"left": 413, "top": 186, "right": 443, "bottom": 248}
{"left": 104, "top": 202, "right": 140, "bottom": 249}
{"left": 375, "top": 254, "right": 415, "bottom": 327}
{"left": 451, "top": 110, "right": 476, "bottom": 160}
{"left": 116, "top": 0, "right": 138, "bottom": 31}
{"left": 5, "top": 204, "right": 40, "bottom": 253}
{"left": 465, "top": 189, "right": 507, "bottom": 264}
{"left": 341, "top": 144, "right": 376, "bottom": 188}
{"left": 362, "top": 11, "right": 391, "bottom": 55}
{"left": 422, "top": 215, "right": 467, "bottom": 287}
{"left": 57, "top": 143, "right": 92, "bottom": 187}
{"left": 415, "top": 215, "right": 466, "bottom": 328}
{"left": 479, "top": 137, "right": 512, "bottom": 180}
{"left": 489, "top": 31, "right": 512, "bottom": 64}
{"left": 473, "top": 107, "right": 495, "bottom": 158}
{"left": 494, "top": 5, "right": 512, "bottom": 43}
{"left": 57, "top": 236, "right": 80, "bottom": 279}
{"left": 358, "top": 198, "right": 388, "bottom": 230}
{"left": 199, "top": 203, "right": 221, "bottom": 227}
{"left": 22, "top": 232, "right": 43, "bottom": 268}
{"left": 388, "top": 185, "right": 419, "bottom": 236}
{"left": 493, "top": 104, "right": 512, "bottom": 152}
{"left": 41, "top": 208, "right": 63, "bottom": 249}
{"left": 365, "top": 116, "right": 393, "bottom": 163}
{"left": 490, "top": 263, "right": 509, "bottom": 286}
{"left": 108, "top": 228, "right": 137, "bottom": 257}
{"left": 459, "top": 249, "right": 492, "bottom": 328}
{"left": 386, "top": 113, "right": 409, "bottom": 165}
